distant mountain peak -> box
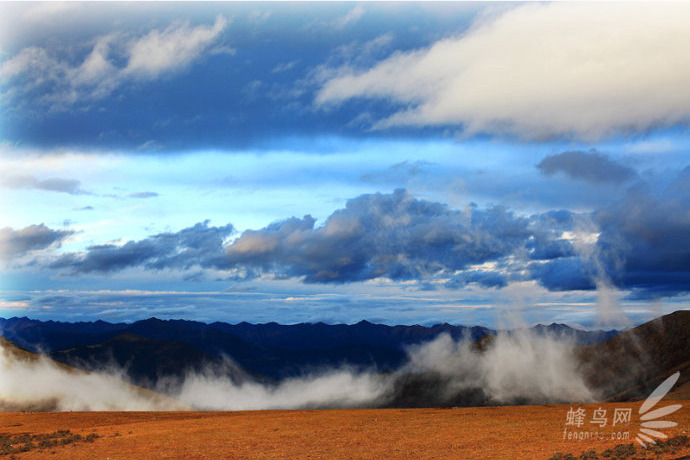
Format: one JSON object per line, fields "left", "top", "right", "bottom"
{"left": 141, "top": 317, "right": 165, "bottom": 323}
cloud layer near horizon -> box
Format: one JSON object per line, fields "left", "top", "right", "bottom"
{"left": 6, "top": 181, "right": 689, "bottom": 300}
{"left": 317, "top": 3, "right": 690, "bottom": 140}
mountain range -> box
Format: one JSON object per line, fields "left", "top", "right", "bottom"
{"left": 0, "top": 316, "right": 616, "bottom": 386}
{"left": 3, "top": 313, "right": 687, "bottom": 409}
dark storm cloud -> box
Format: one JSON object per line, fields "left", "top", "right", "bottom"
{"left": 50, "top": 221, "right": 234, "bottom": 274}
{"left": 536, "top": 150, "right": 637, "bottom": 184}
{"left": 1, "top": 174, "right": 86, "bottom": 195}
{"left": 223, "top": 189, "right": 531, "bottom": 284}
{"left": 526, "top": 167, "right": 690, "bottom": 298}
{"left": 529, "top": 257, "right": 596, "bottom": 292}
{"left": 526, "top": 238, "right": 575, "bottom": 261}
{"left": 0, "top": 224, "right": 74, "bottom": 260}
{"left": 594, "top": 167, "right": 690, "bottom": 298}
{"left": 526, "top": 210, "right": 579, "bottom": 261}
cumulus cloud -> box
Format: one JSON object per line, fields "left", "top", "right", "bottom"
{"left": 316, "top": 3, "right": 690, "bottom": 140}
{"left": 19, "top": 183, "right": 687, "bottom": 300}
{"left": 1, "top": 174, "right": 86, "bottom": 194}
{"left": 223, "top": 189, "right": 531, "bottom": 283}
{"left": 536, "top": 150, "right": 637, "bottom": 184}
{"left": 0, "top": 224, "right": 74, "bottom": 262}
{"left": 0, "top": 16, "right": 228, "bottom": 108}
{"left": 50, "top": 221, "right": 234, "bottom": 274}
{"left": 36, "top": 190, "right": 542, "bottom": 289}
{"left": 23, "top": 190, "right": 548, "bottom": 287}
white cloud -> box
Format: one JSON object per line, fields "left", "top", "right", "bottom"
{"left": 0, "top": 46, "right": 57, "bottom": 80}
{"left": 21, "top": 2, "right": 78, "bottom": 24}
{"left": 73, "top": 35, "right": 117, "bottom": 85}
{"left": 248, "top": 10, "right": 271, "bottom": 25}
{"left": 272, "top": 60, "right": 298, "bottom": 74}
{"left": 317, "top": 3, "right": 690, "bottom": 140}
{"left": 333, "top": 5, "right": 365, "bottom": 29}
{"left": 0, "top": 16, "right": 229, "bottom": 108}
{"left": 124, "top": 16, "right": 228, "bottom": 79}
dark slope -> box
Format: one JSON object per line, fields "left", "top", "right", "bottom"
{"left": 530, "top": 323, "right": 619, "bottom": 345}
{"left": 0, "top": 336, "right": 83, "bottom": 412}
{"left": 0, "top": 336, "right": 189, "bottom": 411}
{"left": 49, "top": 332, "right": 252, "bottom": 391}
{"left": 380, "top": 313, "right": 685, "bottom": 408}
{"left": 577, "top": 310, "right": 690, "bottom": 401}
{"left": 0, "top": 335, "right": 48, "bottom": 363}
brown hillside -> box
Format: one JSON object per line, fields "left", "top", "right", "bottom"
{"left": 0, "top": 336, "right": 190, "bottom": 411}
{"left": 578, "top": 310, "right": 690, "bottom": 401}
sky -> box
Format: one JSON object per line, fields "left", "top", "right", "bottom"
{"left": 0, "top": 2, "right": 689, "bottom": 328}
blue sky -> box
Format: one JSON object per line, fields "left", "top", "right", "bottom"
{"left": 1, "top": 2, "right": 689, "bottom": 328}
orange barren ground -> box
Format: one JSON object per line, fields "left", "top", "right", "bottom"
{"left": 1, "top": 401, "right": 688, "bottom": 459}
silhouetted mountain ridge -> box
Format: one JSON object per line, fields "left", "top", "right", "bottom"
{"left": 210, "top": 319, "right": 493, "bottom": 351}
{"left": 1, "top": 316, "right": 618, "bottom": 387}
